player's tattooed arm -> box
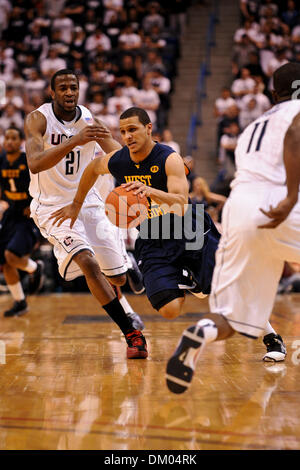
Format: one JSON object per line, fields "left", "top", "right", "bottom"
{"left": 25, "top": 111, "right": 112, "bottom": 173}
{"left": 259, "top": 112, "right": 300, "bottom": 229}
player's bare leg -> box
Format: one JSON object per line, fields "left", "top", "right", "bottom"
{"left": 4, "top": 250, "right": 44, "bottom": 294}
{"left": 159, "top": 297, "right": 185, "bottom": 320}
{"left": 74, "top": 250, "right": 147, "bottom": 358}
{"left": 109, "top": 283, "right": 145, "bottom": 330}
{"left": 2, "top": 263, "right": 28, "bottom": 317}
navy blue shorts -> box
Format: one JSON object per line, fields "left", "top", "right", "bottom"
{"left": 0, "top": 217, "right": 38, "bottom": 265}
{"left": 135, "top": 211, "right": 220, "bottom": 310}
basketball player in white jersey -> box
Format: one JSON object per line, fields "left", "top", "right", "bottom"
{"left": 166, "top": 62, "right": 300, "bottom": 393}
{"left": 24, "top": 69, "right": 147, "bottom": 359}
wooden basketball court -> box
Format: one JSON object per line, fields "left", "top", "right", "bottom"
{"left": 0, "top": 292, "right": 299, "bottom": 450}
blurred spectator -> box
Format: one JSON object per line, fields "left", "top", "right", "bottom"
{"left": 190, "top": 176, "right": 226, "bottom": 229}
{"left": 137, "top": 49, "right": 167, "bottom": 79}
{"left": 121, "top": 76, "right": 140, "bottom": 102}
{"left": 0, "top": 0, "right": 12, "bottom": 38}
{"left": 40, "top": 46, "right": 67, "bottom": 79}
{"left": 291, "top": 17, "right": 300, "bottom": 52}
{"left": 77, "top": 73, "right": 89, "bottom": 105}
{"left": 105, "top": 11, "right": 126, "bottom": 48}
{"left": 182, "top": 155, "right": 197, "bottom": 192}
{"left": 214, "top": 87, "right": 238, "bottom": 119}
{"left": 240, "top": 0, "right": 261, "bottom": 21}
{"left": 0, "top": 49, "right": 16, "bottom": 82}
{"left": 212, "top": 122, "right": 240, "bottom": 197}
{"left": 234, "top": 19, "right": 260, "bottom": 45}
{"left": 147, "top": 24, "right": 167, "bottom": 50}
{"left": 281, "top": 1, "right": 299, "bottom": 29}
{"left": 85, "top": 26, "right": 111, "bottom": 53}
{"left": 69, "top": 26, "right": 86, "bottom": 65}
{"left": 245, "top": 51, "right": 266, "bottom": 79}
{"left": 0, "top": 103, "right": 24, "bottom": 132}
{"left": 22, "top": 53, "right": 37, "bottom": 81}
{"left": 52, "top": 11, "right": 74, "bottom": 44}
{"left": 259, "top": 1, "right": 278, "bottom": 18}
{"left": 277, "top": 262, "right": 300, "bottom": 294}
{"left": 238, "top": 95, "right": 264, "bottom": 130}
{"left": 149, "top": 67, "right": 171, "bottom": 130}
{"left": 87, "top": 92, "right": 105, "bottom": 115}
{"left": 118, "top": 23, "right": 142, "bottom": 51}
{"left": 232, "top": 34, "right": 257, "bottom": 74}
{"left": 84, "top": 8, "right": 99, "bottom": 35}
{"left": 161, "top": 129, "right": 180, "bottom": 154}
{"left": 231, "top": 66, "right": 256, "bottom": 102}
{"left": 49, "top": 29, "right": 70, "bottom": 58}
{"left": 133, "top": 76, "right": 160, "bottom": 129}
{"left": 107, "top": 86, "right": 133, "bottom": 114}
{"left": 103, "top": 0, "right": 124, "bottom": 26}
{"left": 0, "top": 85, "right": 23, "bottom": 111}
{"left": 10, "top": 68, "right": 25, "bottom": 95}
{"left": 142, "top": 2, "right": 165, "bottom": 33}
{"left": 265, "top": 48, "right": 289, "bottom": 89}
{"left": 115, "top": 54, "right": 139, "bottom": 83}
{"left": 24, "top": 22, "right": 49, "bottom": 61}
{"left": 24, "top": 69, "right": 46, "bottom": 98}
{"left": 96, "top": 106, "right": 119, "bottom": 136}
{"left": 190, "top": 176, "right": 226, "bottom": 206}
{"left": 62, "top": 1, "right": 85, "bottom": 25}
{"left": 44, "top": 0, "right": 66, "bottom": 19}
{"left": 3, "top": 5, "right": 28, "bottom": 43}
{"left": 168, "top": 0, "right": 189, "bottom": 36}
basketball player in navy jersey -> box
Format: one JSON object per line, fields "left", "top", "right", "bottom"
{"left": 24, "top": 70, "right": 147, "bottom": 359}
{"left": 0, "top": 127, "right": 44, "bottom": 317}
{"left": 50, "top": 106, "right": 285, "bottom": 362}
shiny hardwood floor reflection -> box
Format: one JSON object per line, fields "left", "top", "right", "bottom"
{"left": 0, "top": 292, "right": 299, "bottom": 450}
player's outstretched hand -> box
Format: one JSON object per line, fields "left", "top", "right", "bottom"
{"left": 258, "top": 196, "right": 297, "bottom": 229}
{"left": 49, "top": 202, "right": 81, "bottom": 228}
{"left": 76, "top": 125, "right": 111, "bottom": 146}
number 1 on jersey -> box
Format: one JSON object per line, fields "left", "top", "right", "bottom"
{"left": 247, "top": 119, "right": 269, "bottom": 153}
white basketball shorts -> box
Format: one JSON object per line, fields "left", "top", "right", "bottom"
{"left": 31, "top": 192, "right": 128, "bottom": 281}
{"left": 209, "top": 183, "right": 300, "bottom": 338}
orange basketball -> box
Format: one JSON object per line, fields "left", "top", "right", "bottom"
{"left": 105, "top": 185, "right": 149, "bottom": 228}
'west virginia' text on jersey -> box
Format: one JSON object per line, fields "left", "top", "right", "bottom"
{"left": 108, "top": 143, "right": 174, "bottom": 223}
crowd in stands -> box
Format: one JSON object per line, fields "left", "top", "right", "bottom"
{"left": 0, "top": 0, "right": 191, "bottom": 145}
{"left": 0, "top": 0, "right": 299, "bottom": 294}
{"left": 209, "top": 0, "right": 300, "bottom": 292}
{"left": 212, "top": 0, "right": 300, "bottom": 198}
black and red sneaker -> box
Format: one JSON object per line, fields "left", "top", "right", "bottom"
{"left": 125, "top": 330, "right": 148, "bottom": 359}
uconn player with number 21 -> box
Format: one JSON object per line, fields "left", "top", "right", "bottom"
{"left": 24, "top": 69, "right": 147, "bottom": 359}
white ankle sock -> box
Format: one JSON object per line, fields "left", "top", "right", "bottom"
{"left": 23, "top": 259, "right": 37, "bottom": 274}
{"left": 119, "top": 295, "right": 133, "bottom": 314}
{"left": 7, "top": 282, "right": 25, "bottom": 302}
{"left": 264, "top": 322, "right": 276, "bottom": 336}
{"left": 196, "top": 319, "right": 218, "bottom": 343}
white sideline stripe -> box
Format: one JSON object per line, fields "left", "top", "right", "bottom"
{"left": 166, "top": 374, "right": 190, "bottom": 388}
{"left": 183, "top": 330, "right": 204, "bottom": 343}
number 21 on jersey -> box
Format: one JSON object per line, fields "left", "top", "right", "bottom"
{"left": 247, "top": 119, "right": 269, "bottom": 153}
{"left": 65, "top": 150, "right": 80, "bottom": 175}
